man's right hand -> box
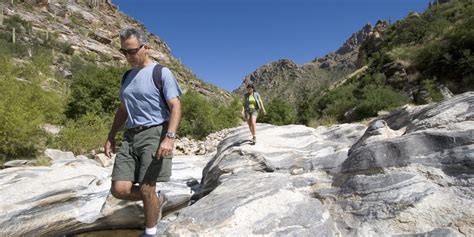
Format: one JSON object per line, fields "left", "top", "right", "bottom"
{"left": 104, "top": 137, "right": 116, "bottom": 159}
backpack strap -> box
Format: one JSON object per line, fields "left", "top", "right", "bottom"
{"left": 152, "top": 64, "right": 170, "bottom": 113}
{"left": 121, "top": 64, "right": 171, "bottom": 113}
{"left": 121, "top": 69, "right": 133, "bottom": 86}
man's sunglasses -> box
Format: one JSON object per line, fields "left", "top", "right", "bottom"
{"left": 119, "top": 45, "right": 144, "bottom": 55}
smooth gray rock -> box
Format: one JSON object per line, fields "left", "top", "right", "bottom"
{"left": 44, "top": 148, "right": 75, "bottom": 160}
{"left": 3, "top": 159, "right": 35, "bottom": 168}
{"left": 158, "top": 92, "right": 473, "bottom": 236}
{"left": 2, "top": 92, "right": 473, "bottom": 236}
{"left": 0, "top": 155, "right": 208, "bottom": 236}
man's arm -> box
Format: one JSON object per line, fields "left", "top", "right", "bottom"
{"left": 104, "top": 102, "right": 128, "bottom": 158}
{"left": 166, "top": 97, "right": 181, "bottom": 135}
{"left": 156, "top": 97, "right": 181, "bottom": 159}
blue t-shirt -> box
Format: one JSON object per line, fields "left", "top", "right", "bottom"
{"left": 120, "top": 63, "right": 183, "bottom": 129}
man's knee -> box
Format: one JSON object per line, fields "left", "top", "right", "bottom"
{"left": 139, "top": 183, "right": 156, "bottom": 200}
{"left": 111, "top": 182, "right": 132, "bottom": 199}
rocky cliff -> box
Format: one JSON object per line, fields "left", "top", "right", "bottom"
{"left": 234, "top": 22, "right": 376, "bottom": 102}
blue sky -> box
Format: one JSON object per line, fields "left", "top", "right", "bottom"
{"left": 112, "top": 0, "right": 428, "bottom": 91}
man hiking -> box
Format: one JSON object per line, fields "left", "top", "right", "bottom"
{"left": 104, "top": 27, "right": 182, "bottom": 237}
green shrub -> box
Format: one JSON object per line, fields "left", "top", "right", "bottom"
{"left": 52, "top": 113, "right": 111, "bottom": 155}
{"left": 4, "top": 15, "right": 31, "bottom": 34}
{"left": 179, "top": 91, "right": 240, "bottom": 139}
{"left": 66, "top": 63, "right": 125, "bottom": 119}
{"left": 353, "top": 85, "right": 409, "bottom": 120}
{"left": 260, "top": 97, "right": 297, "bottom": 125}
{"left": 421, "top": 79, "right": 444, "bottom": 102}
{"left": 296, "top": 89, "right": 318, "bottom": 125}
{"left": 318, "top": 83, "right": 357, "bottom": 121}
{"left": 308, "top": 114, "right": 337, "bottom": 128}
{"left": 83, "top": 52, "right": 97, "bottom": 62}
{"left": 0, "top": 76, "right": 64, "bottom": 160}
{"left": 416, "top": 15, "right": 474, "bottom": 93}
{"left": 55, "top": 41, "right": 75, "bottom": 55}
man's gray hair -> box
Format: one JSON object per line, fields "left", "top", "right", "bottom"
{"left": 119, "top": 27, "right": 148, "bottom": 45}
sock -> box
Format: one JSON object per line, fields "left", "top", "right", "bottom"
{"left": 145, "top": 226, "right": 157, "bottom": 235}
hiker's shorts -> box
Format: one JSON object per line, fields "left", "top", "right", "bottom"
{"left": 245, "top": 108, "right": 259, "bottom": 118}
{"left": 112, "top": 124, "right": 172, "bottom": 183}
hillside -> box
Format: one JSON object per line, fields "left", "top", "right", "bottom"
{"left": 236, "top": 0, "right": 473, "bottom": 126}
{"left": 0, "top": 0, "right": 229, "bottom": 98}
{"left": 234, "top": 22, "right": 378, "bottom": 101}
{"left": 0, "top": 0, "right": 241, "bottom": 163}
{"left": 317, "top": 0, "right": 473, "bottom": 123}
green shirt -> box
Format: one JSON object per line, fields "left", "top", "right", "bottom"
{"left": 248, "top": 95, "right": 257, "bottom": 109}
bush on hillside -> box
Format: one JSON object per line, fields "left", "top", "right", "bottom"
{"left": 421, "top": 79, "right": 444, "bottom": 102}
{"left": 179, "top": 91, "right": 241, "bottom": 139}
{"left": 353, "top": 85, "right": 409, "bottom": 120}
{"left": 388, "top": 16, "right": 429, "bottom": 46}
{"left": 296, "top": 89, "right": 318, "bottom": 125}
{"left": 0, "top": 70, "right": 64, "bottom": 160}
{"left": 317, "top": 83, "right": 357, "bottom": 121}
{"left": 416, "top": 14, "right": 474, "bottom": 93}
{"left": 259, "top": 98, "right": 297, "bottom": 126}
{"left": 52, "top": 113, "right": 111, "bottom": 155}
{"left": 65, "top": 63, "right": 125, "bottom": 119}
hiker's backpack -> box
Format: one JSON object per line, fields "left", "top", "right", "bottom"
{"left": 121, "top": 64, "right": 170, "bottom": 112}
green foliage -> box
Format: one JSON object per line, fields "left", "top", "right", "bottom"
{"left": 353, "top": 85, "right": 409, "bottom": 120}
{"left": 66, "top": 63, "right": 125, "bottom": 119}
{"left": 54, "top": 41, "right": 75, "bottom": 55}
{"left": 415, "top": 12, "right": 474, "bottom": 93}
{"left": 179, "top": 91, "right": 241, "bottom": 139}
{"left": 308, "top": 115, "right": 337, "bottom": 128}
{"left": 387, "top": 15, "right": 429, "bottom": 46}
{"left": 316, "top": 0, "right": 473, "bottom": 124}
{"left": 317, "top": 83, "right": 357, "bottom": 121}
{"left": 0, "top": 70, "right": 64, "bottom": 160}
{"left": 82, "top": 52, "right": 98, "bottom": 62}
{"left": 4, "top": 15, "right": 32, "bottom": 35}
{"left": 296, "top": 89, "right": 317, "bottom": 125}
{"left": 52, "top": 113, "right": 111, "bottom": 155}
{"left": 315, "top": 72, "right": 408, "bottom": 122}
{"left": 260, "top": 97, "right": 297, "bottom": 126}
{"left": 32, "top": 156, "right": 52, "bottom": 166}
{"left": 421, "top": 79, "right": 444, "bottom": 102}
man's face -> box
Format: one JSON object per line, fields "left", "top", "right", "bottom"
{"left": 120, "top": 36, "right": 146, "bottom": 67}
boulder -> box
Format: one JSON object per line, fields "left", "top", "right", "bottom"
{"left": 44, "top": 148, "right": 75, "bottom": 160}
{"left": 0, "top": 155, "right": 209, "bottom": 236}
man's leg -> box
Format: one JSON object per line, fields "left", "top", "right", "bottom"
{"left": 140, "top": 182, "right": 159, "bottom": 228}
{"left": 136, "top": 126, "right": 171, "bottom": 231}
{"left": 111, "top": 132, "right": 140, "bottom": 200}
{"left": 111, "top": 181, "right": 141, "bottom": 201}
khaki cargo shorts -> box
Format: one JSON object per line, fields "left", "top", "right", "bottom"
{"left": 112, "top": 124, "right": 172, "bottom": 183}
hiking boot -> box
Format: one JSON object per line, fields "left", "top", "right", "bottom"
{"left": 251, "top": 136, "right": 256, "bottom": 144}
{"left": 157, "top": 191, "right": 168, "bottom": 221}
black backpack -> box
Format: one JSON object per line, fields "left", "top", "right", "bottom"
{"left": 121, "top": 64, "right": 170, "bottom": 112}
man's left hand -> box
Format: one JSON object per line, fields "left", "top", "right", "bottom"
{"left": 156, "top": 137, "right": 174, "bottom": 159}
